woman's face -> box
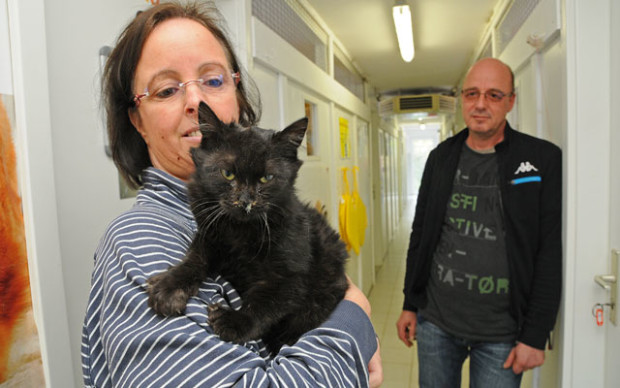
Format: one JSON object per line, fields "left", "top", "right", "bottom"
{"left": 129, "top": 18, "right": 240, "bottom": 181}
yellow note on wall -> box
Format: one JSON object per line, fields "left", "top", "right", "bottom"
{"left": 339, "top": 117, "right": 349, "bottom": 159}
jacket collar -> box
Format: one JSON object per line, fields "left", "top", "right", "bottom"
{"left": 460, "top": 120, "right": 515, "bottom": 151}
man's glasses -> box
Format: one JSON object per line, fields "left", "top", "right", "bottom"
{"left": 133, "top": 72, "right": 240, "bottom": 107}
{"left": 461, "top": 88, "right": 514, "bottom": 103}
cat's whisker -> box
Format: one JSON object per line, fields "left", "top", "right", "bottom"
{"left": 194, "top": 207, "right": 220, "bottom": 228}
{"left": 202, "top": 208, "right": 226, "bottom": 233}
{"left": 259, "top": 212, "right": 271, "bottom": 253}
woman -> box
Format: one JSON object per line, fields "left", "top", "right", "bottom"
{"left": 81, "top": 2, "right": 381, "bottom": 387}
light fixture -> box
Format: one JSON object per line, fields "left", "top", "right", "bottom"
{"left": 392, "top": 1, "right": 414, "bottom": 62}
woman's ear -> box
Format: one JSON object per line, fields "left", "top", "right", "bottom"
{"left": 128, "top": 109, "right": 147, "bottom": 141}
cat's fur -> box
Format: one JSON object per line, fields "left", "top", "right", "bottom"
{"left": 147, "top": 102, "right": 348, "bottom": 354}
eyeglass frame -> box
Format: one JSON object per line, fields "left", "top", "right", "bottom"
{"left": 460, "top": 87, "right": 514, "bottom": 103}
{"left": 132, "top": 72, "right": 241, "bottom": 107}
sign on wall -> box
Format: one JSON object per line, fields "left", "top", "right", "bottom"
{"left": 339, "top": 117, "right": 349, "bottom": 159}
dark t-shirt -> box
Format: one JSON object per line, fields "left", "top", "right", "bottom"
{"left": 421, "top": 143, "right": 517, "bottom": 342}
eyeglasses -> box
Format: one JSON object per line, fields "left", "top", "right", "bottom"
{"left": 133, "top": 72, "right": 240, "bottom": 107}
{"left": 461, "top": 88, "right": 514, "bottom": 103}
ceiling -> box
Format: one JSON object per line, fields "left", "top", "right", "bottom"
{"left": 305, "top": 0, "right": 499, "bottom": 98}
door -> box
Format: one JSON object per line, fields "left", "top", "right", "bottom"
{"left": 563, "top": 0, "right": 620, "bottom": 386}
{"left": 605, "top": 0, "right": 620, "bottom": 381}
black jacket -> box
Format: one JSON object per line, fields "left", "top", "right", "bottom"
{"left": 403, "top": 123, "right": 562, "bottom": 350}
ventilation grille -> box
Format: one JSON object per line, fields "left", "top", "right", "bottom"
{"left": 495, "top": 0, "right": 541, "bottom": 54}
{"left": 379, "top": 95, "right": 456, "bottom": 116}
{"left": 378, "top": 98, "right": 394, "bottom": 116}
{"left": 399, "top": 96, "right": 433, "bottom": 110}
{"left": 334, "top": 55, "right": 364, "bottom": 101}
{"left": 252, "top": 0, "right": 328, "bottom": 71}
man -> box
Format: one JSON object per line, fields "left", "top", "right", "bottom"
{"left": 396, "top": 58, "right": 562, "bottom": 387}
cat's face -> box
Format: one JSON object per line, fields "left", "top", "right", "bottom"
{"left": 188, "top": 102, "right": 308, "bottom": 224}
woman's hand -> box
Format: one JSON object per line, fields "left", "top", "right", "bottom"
{"left": 344, "top": 277, "right": 382, "bottom": 387}
{"left": 368, "top": 338, "right": 383, "bottom": 387}
{"left": 344, "top": 276, "right": 371, "bottom": 316}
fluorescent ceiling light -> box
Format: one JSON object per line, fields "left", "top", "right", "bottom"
{"left": 392, "top": 2, "right": 414, "bottom": 62}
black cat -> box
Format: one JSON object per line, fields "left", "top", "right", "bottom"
{"left": 147, "top": 102, "right": 349, "bottom": 354}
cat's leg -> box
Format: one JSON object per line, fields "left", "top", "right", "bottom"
{"left": 147, "top": 241, "right": 208, "bottom": 316}
{"left": 208, "top": 281, "right": 297, "bottom": 345}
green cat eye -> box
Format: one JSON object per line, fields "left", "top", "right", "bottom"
{"left": 260, "top": 174, "right": 274, "bottom": 183}
{"left": 221, "top": 169, "right": 235, "bottom": 180}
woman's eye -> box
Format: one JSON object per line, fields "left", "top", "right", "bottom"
{"left": 154, "top": 86, "right": 179, "bottom": 99}
{"left": 221, "top": 169, "right": 235, "bottom": 180}
{"left": 260, "top": 174, "right": 274, "bottom": 183}
{"left": 203, "top": 75, "right": 224, "bottom": 88}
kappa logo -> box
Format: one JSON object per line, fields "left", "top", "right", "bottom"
{"left": 514, "top": 161, "right": 538, "bottom": 174}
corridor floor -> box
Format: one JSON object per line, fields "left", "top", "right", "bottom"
{"left": 368, "top": 204, "right": 425, "bottom": 387}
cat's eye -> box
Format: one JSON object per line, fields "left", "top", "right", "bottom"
{"left": 260, "top": 174, "right": 274, "bottom": 184}
{"left": 221, "top": 169, "right": 235, "bottom": 180}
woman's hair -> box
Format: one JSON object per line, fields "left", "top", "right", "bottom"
{"left": 103, "top": 1, "right": 261, "bottom": 189}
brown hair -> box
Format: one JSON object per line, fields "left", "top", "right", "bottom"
{"left": 103, "top": 1, "right": 261, "bottom": 189}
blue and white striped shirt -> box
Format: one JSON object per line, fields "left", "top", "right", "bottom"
{"left": 81, "top": 168, "right": 377, "bottom": 387}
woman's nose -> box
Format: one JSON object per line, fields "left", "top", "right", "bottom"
{"left": 184, "top": 83, "right": 206, "bottom": 117}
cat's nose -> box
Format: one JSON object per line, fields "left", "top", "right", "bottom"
{"left": 236, "top": 192, "right": 257, "bottom": 213}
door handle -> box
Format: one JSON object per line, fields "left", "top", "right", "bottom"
{"left": 593, "top": 250, "right": 618, "bottom": 325}
{"left": 594, "top": 274, "right": 617, "bottom": 290}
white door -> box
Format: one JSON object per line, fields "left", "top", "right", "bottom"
{"left": 604, "top": 0, "right": 620, "bottom": 381}
{"left": 563, "top": 0, "right": 620, "bottom": 386}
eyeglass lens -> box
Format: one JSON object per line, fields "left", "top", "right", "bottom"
{"left": 461, "top": 89, "right": 511, "bottom": 103}
{"left": 134, "top": 72, "right": 239, "bottom": 106}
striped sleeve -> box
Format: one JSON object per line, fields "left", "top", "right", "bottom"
{"left": 81, "top": 206, "right": 376, "bottom": 388}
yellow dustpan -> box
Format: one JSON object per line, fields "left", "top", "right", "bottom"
{"left": 346, "top": 166, "right": 368, "bottom": 255}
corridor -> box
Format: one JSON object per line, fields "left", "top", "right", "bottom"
{"left": 368, "top": 202, "right": 475, "bottom": 387}
{"left": 368, "top": 203, "right": 421, "bottom": 387}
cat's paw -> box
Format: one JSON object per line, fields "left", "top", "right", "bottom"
{"left": 208, "top": 304, "right": 253, "bottom": 343}
{"left": 147, "top": 272, "right": 196, "bottom": 316}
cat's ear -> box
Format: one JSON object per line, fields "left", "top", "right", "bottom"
{"left": 276, "top": 117, "right": 308, "bottom": 149}
{"left": 198, "top": 101, "right": 225, "bottom": 133}
{"left": 198, "top": 101, "right": 226, "bottom": 148}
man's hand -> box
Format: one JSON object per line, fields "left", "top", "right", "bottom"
{"left": 396, "top": 310, "right": 417, "bottom": 347}
{"left": 503, "top": 342, "right": 545, "bottom": 374}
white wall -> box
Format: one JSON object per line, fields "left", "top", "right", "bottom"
{"left": 41, "top": 1, "right": 152, "bottom": 386}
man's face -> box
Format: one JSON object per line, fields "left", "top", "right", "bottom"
{"left": 461, "top": 59, "right": 515, "bottom": 140}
